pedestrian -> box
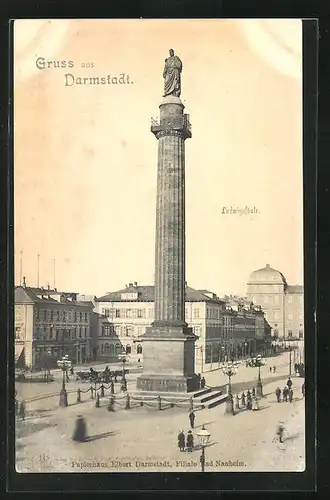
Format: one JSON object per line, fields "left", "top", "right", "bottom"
{"left": 287, "top": 377, "right": 292, "bottom": 390}
{"left": 269, "top": 366, "right": 272, "bottom": 373}
{"left": 273, "top": 366, "right": 276, "bottom": 373}
{"left": 72, "top": 414, "right": 87, "bottom": 442}
{"left": 288, "top": 388, "right": 293, "bottom": 403}
{"left": 276, "top": 421, "right": 285, "bottom": 443}
{"left": 186, "top": 430, "right": 194, "bottom": 452}
{"left": 275, "top": 387, "right": 281, "bottom": 403}
{"left": 246, "top": 390, "right": 252, "bottom": 410}
{"left": 283, "top": 386, "right": 288, "bottom": 402}
{"left": 138, "top": 358, "right": 140, "bottom": 364}
{"left": 70, "top": 365, "right": 74, "bottom": 376}
{"left": 201, "top": 376, "right": 206, "bottom": 389}
{"left": 241, "top": 392, "right": 246, "bottom": 407}
{"left": 189, "top": 410, "right": 195, "bottom": 429}
{"left": 110, "top": 381, "right": 115, "bottom": 394}
{"left": 197, "top": 373, "right": 201, "bottom": 389}
{"left": 302, "top": 382, "right": 305, "bottom": 398}
{"left": 19, "top": 401, "right": 26, "bottom": 420}
{"left": 252, "top": 387, "right": 256, "bottom": 397}
{"left": 178, "top": 430, "right": 185, "bottom": 452}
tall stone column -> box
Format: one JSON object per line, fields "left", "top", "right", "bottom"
{"left": 136, "top": 87, "right": 199, "bottom": 392}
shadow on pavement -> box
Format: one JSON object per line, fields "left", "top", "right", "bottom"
{"left": 195, "top": 421, "right": 216, "bottom": 429}
{"left": 284, "top": 432, "right": 302, "bottom": 442}
{"left": 193, "top": 441, "right": 218, "bottom": 452}
{"left": 84, "top": 430, "right": 120, "bottom": 442}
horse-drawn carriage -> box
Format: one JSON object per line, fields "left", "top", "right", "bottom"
{"left": 75, "top": 368, "right": 129, "bottom": 384}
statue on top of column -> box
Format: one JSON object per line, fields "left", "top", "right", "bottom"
{"left": 163, "top": 49, "right": 182, "bottom": 98}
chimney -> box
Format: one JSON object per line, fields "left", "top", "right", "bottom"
{"left": 128, "top": 282, "right": 133, "bottom": 287}
{"left": 23, "top": 276, "right": 26, "bottom": 288}
{"left": 266, "top": 263, "right": 270, "bottom": 267}
{"left": 134, "top": 282, "right": 138, "bottom": 287}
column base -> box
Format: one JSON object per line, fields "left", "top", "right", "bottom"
{"left": 136, "top": 324, "right": 198, "bottom": 393}
{"left": 136, "top": 373, "right": 199, "bottom": 393}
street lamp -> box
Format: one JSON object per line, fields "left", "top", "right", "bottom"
{"left": 45, "top": 349, "right": 52, "bottom": 382}
{"left": 248, "top": 354, "right": 266, "bottom": 397}
{"left": 288, "top": 342, "right": 292, "bottom": 376}
{"left": 221, "top": 361, "right": 238, "bottom": 415}
{"left": 197, "top": 425, "right": 211, "bottom": 472}
{"left": 57, "top": 354, "right": 71, "bottom": 407}
{"left": 118, "top": 352, "right": 127, "bottom": 389}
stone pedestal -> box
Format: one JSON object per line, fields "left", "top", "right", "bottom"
{"left": 136, "top": 325, "right": 199, "bottom": 392}
{"left": 136, "top": 94, "right": 198, "bottom": 393}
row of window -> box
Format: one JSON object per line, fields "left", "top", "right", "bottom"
{"left": 99, "top": 343, "right": 143, "bottom": 355}
{"left": 36, "top": 309, "right": 89, "bottom": 323}
{"left": 34, "top": 326, "right": 89, "bottom": 341}
{"left": 100, "top": 324, "right": 203, "bottom": 338}
{"left": 252, "top": 295, "right": 303, "bottom": 304}
{"left": 265, "top": 309, "right": 303, "bottom": 320}
{"left": 101, "top": 308, "right": 152, "bottom": 319}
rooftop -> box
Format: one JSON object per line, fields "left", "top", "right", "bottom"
{"left": 96, "top": 284, "right": 224, "bottom": 304}
{"left": 15, "top": 286, "right": 93, "bottom": 307}
{"left": 248, "top": 264, "right": 288, "bottom": 286}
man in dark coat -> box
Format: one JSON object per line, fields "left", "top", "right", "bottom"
{"left": 72, "top": 415, "right": 87, "bottom": 442}
{"left": 246, "top": 390, "right": 252, "bottom": 410}
{"left": 19, "top": 401, "right": 26, "bottom": 420}
{"left": 178, "top": 430, "right": 185, "bottom": 452}
{"left": 287, "top": 377, "right": 293, "bottom": 390}
{"left": 186, "top": 430, "right": 194, "bottom": 452}
{"left": 273, "top": 366, "right": 276, "bottom": 373}
{"left": 189, "top": 411, "right": 195, "bottom": 429}
{"left": 302, "top": 382, "right": 305, "bottom": 398}
{"left": 201, "top": 376, "right": 206, "bottom": 389}
{"left": 275, "top": 387, "right": 281, "bottom": 403}
{"left": 288, "top": 388, "right": 294, "bottom": 403}
{"left": 283, "top": 386, "right": 288, "bottom": 402}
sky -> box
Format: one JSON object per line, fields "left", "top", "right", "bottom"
{"left": 14, "top": 19, "right": 303, "bottom": 297}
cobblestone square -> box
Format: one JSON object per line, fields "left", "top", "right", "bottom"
{"left": 15, "top": 353, "right": 305, "bottom": 473}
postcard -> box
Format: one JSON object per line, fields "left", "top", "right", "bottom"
{"left": 14, "top": 19, "right": 305, "bottom": 474}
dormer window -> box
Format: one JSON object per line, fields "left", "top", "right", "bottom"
{"left": 121, "top": 292, "right": 139, "bottom": 300}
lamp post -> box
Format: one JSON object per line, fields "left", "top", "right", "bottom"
{"left": 289, "top": 342, "right": 292, "bottom": 376}
{"left": 249, "top": 354, "right": 266, "bottom": 397}
{"left": 118, "top": 352, "right": 127, "bottom": 389}
{"left": 197, "top": 425, "right": 211, "bottom": 472}
{"left": 221, "top": 361, "right": 238, "bottom": 415}
{"left": 45, "top": 349, "right": 52, "bottom": 382}
{"left": 57, "top": 354, "right": 71, "bottom": 407}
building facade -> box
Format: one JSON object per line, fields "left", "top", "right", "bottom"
{"left": 15, "top": 280, "right": 94, "bottom": 370}
{"left": 94, "top": 283, "right": 271, "bottom": 369}
{"left": 246, "top": 264, "right": 304, "bottom": 340}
